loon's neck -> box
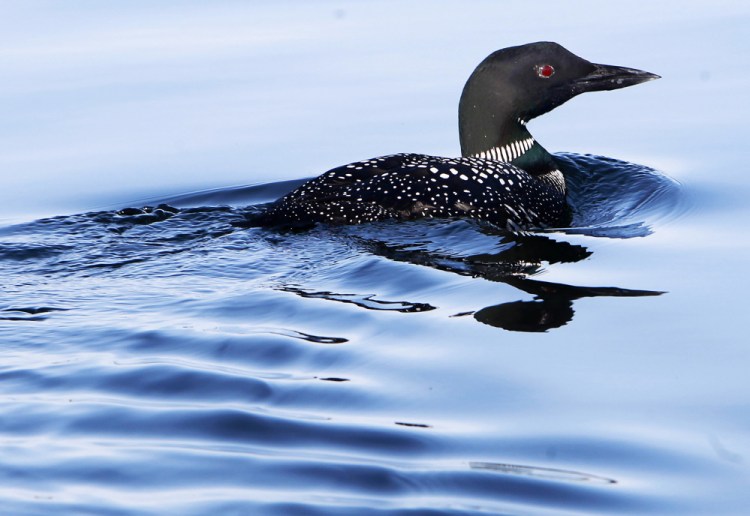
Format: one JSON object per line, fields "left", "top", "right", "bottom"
{"left": 459, "top": 116, "right": 564, "bottom": 192}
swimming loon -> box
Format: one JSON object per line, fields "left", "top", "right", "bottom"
{"left": 258, "top": 42, "right": 659, "bottom": 230}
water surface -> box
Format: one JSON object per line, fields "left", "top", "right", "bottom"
{"left": 1, "top": 2, "right": 750, "bottom": 514}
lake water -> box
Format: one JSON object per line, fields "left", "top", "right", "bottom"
{"left": 1, "top": 2, "right": 749, "bottom": 514}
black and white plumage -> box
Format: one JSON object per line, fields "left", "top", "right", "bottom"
{"left": 257, "top": 42, "right": 659, "bottom": 230}
{"left": 260, "top": 153, "right": 566, "bottom": 231}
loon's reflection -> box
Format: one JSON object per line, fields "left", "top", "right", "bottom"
{"left": 366, "top": 231, "right": 661, "bottom": 332}
{"left": 475, "top": 274, "right": 660, "bottom": 332}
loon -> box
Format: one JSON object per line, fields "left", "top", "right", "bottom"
{"left": 258, "top": 42, "right": 659, "bottom": 230}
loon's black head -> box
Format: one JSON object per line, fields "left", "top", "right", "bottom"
{"left": 458, "top": 42, "right": 659, "bottom": 172}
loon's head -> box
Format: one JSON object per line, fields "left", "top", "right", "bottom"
{"left": 458, "top": 42, "right": 659, "bottom": 176}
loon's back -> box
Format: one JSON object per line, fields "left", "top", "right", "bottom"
{"left": 259, "top": 153, "right": 566, "bottom": 231}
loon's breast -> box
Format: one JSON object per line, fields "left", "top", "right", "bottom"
{"left": 258, "top": 153, "right": 567, "bottom": 231}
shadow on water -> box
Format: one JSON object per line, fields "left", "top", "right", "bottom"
{"left": 361, "top": 229, "right": 662, "bottom": 332}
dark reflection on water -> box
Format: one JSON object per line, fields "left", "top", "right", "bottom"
{"left": 281, "top": 286, "right": 437, "bottom": 313}
{"left": 0, "top": 306, "right": 69, "bottom": 322}
{"left": 474, "top": 280, "right": 661, "bottom": 332}
{"left": 364, "top": 230, "right": 662, "bottom": 332}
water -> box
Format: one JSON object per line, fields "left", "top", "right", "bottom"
{"left": 2, "top": 2, "right": 750, "bottom": 514}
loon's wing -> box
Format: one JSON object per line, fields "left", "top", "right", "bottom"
{"left": 258, "top": 153, "right": 565, "bottom": 229}
{"left": 258, "top": 154, "right": 426, "bottom": 225}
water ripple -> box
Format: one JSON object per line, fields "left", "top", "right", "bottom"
{"left": 0, "top": 150, "right": 728, "bottom": 515}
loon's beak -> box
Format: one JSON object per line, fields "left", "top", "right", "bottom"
{"left": 573, "top": 63, "right": 660, "bottom": 93}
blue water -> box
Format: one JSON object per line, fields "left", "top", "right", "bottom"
{"left": 2, "top": 2, "right": 750, "bottom": 514}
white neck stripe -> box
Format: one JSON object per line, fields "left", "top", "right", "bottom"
{"left": 472, "top": 137, "right": 535, "bottom": 163}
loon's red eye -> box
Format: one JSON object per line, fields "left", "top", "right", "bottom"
{"left": 536, "top": 64, "right": 555, "bottom": 78}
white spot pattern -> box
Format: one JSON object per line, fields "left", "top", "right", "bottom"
{"left": 261, "top": 152, "right": 566, "bottom": 230}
